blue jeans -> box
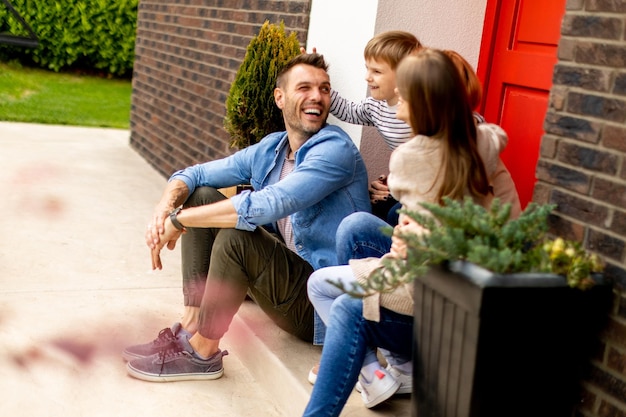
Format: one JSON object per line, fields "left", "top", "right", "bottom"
{"left": 372, "top": 197, "right": 402, "bottom": 226}
{"left": 302, "top": 294, "right": 413, "bottom": 417}
{"left": 308, "top": 265, "right": 359, "bottom": 326}
{"left": 309, "top": 266, "right": 377, "bottom": 368}
{"left": 313, "top": 212, "right": 392, "bottom": 345}
{"left": 335, "top": 211, "right": 392, "bottom": 265}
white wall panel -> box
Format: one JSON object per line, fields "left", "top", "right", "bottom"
{"left": 306, "top": 0, "right": 379, "bottom": 147}
{"left": 306, "top": 0, "right": 488, "bottom": 150}
{"left": 375, "top": 0, "right": 487, "bottom": 68}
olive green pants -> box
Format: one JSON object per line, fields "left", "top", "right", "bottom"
{"left": 181, "top": 187, "right": 314, "bottom": 342}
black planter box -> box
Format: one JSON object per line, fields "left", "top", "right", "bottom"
{"left": 412, "top": 261, "right": 612, "bottom": 417}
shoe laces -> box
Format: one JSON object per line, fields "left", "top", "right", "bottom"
{"left": 156, "top": 342, "right": 187, "bottom": 374}
{"left": 151, "top": 327, "right": 176, "bottom": 346}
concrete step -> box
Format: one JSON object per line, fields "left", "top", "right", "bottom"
{"left": 230, "top": 300, "right": 412, "bottom": 417}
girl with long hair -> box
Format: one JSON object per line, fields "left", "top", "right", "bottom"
{"left": 303, "top": 49, "right": 508, "bottom": 417}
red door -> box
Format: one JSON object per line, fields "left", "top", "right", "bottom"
{"left": 478, "top": 0, "right": 566, "bottom": 209}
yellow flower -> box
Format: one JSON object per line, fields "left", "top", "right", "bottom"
{"left": 552, "top": 237, "right": 565, "bottom": 253}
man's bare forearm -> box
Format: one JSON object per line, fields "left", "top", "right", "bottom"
{"left": 160, "top": 179, "right": 190, "bottom": 211}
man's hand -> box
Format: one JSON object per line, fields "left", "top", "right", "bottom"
{"left": 150, "top": 216, "right": 185, "bottom": 270}
{"left": 369, "top": 175, "right": 391, "bottom": 204}
{"left": 145, "top": 203, "right": 172, "bottom": 250}
{"left": 146, "top": 179, "right": 190, "bottom": 250}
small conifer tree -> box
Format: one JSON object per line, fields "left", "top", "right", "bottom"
{"left": 224, "top": 21, "right": 301, "bottom": 149}
{"left": 333, "top": 198, "right": 604, "bottom": 295}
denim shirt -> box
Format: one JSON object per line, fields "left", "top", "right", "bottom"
{"left": 169, "top": 124, "right": 371, "bottom": 270}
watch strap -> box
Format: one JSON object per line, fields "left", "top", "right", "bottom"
{"left": 169, "top": 207, "right": 186, "bottom": 231}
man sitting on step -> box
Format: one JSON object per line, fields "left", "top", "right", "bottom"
{"left": 122, "top": 53, "right": 371, "bottom": 382}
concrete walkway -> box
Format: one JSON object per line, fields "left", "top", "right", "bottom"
{"left": 0, "top": 122, "right": 284, "bottom": 417}
{"left": 0, "top": 121, "right": 411, "bottom": 417}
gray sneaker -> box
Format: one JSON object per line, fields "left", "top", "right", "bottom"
{"left": 122, "top": 322, "right": 191, "bottom": 361}
{"left": 126, "top": 335, "right": 229, "bottom": 382}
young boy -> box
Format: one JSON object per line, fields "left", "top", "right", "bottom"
{"left": 329, "top": 30, "right": 422, "bottom": 224}
{"left": 303, "top": 31, "right": 422, "bottom": 408}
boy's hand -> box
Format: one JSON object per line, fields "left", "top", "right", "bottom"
{"left": 369, "top": 175, "right": 390, "bottom": 204}
{"left": 299, "top": 46, "right": 318, "bottom": 54}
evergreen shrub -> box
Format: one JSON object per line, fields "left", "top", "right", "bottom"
{"left": 224, "top": 21, "right": 301, "bottom": 149}
{"left": 336, "top": 198, "right": 604, "bottom": 295}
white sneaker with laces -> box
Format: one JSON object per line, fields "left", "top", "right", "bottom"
{"left": 358, "top": 368, "right": 401, "bottom": 408}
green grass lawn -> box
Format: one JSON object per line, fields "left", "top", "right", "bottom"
{"left": 0, "top": 61, "right": 132, "bottom": 129}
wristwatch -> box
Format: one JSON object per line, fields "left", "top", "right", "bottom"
{"left": 169, "top": 207, "right": 186, "bottom": 231}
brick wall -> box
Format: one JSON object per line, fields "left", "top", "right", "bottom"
{"left": 129, "top": 0, "right": 311, "bottom": 178}
{"left": 536, "top": 1, "right": 626, "bottom": 416}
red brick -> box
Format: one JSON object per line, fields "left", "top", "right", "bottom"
{"left": 130, "top": 1, "right": 311, "bottom": 172}
{"left": 588, "top": 229, "right": 625, "bottom": 262}
{"left": 603, "top": 317, "right": 626, "bottom": 349}
{"left": 603, "top": 124, "right": 626, "bottom": 152}
{"left": 550, "top": 189, "right": 609, "bottom": 227}
{"left": 562, "top": 15, "right": 624, "bottom": 40}
{"left": 608, "top": 347, "right": 626, "bottom": 376}
{"left": 556, "top": 142, "right": 619, "bottom": 175}
{"left": 597, "top": 399, "right": 626, "bottom": 417}
{"left": 592, "top": 178, "right": 626, "bottom": 206}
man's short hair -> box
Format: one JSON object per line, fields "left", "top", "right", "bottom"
{"left": 276, "top": 53, "right": 329, "bottom": 88}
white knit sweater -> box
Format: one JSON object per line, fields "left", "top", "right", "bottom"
{"left": 353, "top": 123, "right": 517, "bottom": 321}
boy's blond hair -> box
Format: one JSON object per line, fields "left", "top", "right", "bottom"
{"left": 364, "top": 31, "right": 423, "bottom": 70}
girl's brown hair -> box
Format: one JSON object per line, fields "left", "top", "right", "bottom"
{"left": 442, "top": 49, "right": 483, "bottom": 110}
{"left": 364, "top": 31, "right": 423, "bottom": 69}
{"left": 395, "top": 49, "right": 490, "bottom": 202}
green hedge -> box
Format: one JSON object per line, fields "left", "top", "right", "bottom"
{"left": 0, "top": 0, "right": 137, "bottom": 77}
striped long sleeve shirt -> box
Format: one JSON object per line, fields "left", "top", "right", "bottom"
{"left": 329, "top": 89, "right": 413, "bottom": 150}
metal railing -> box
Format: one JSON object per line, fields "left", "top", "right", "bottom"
{"left": 0, "top": 0, "right": 38, "bottom": 48}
